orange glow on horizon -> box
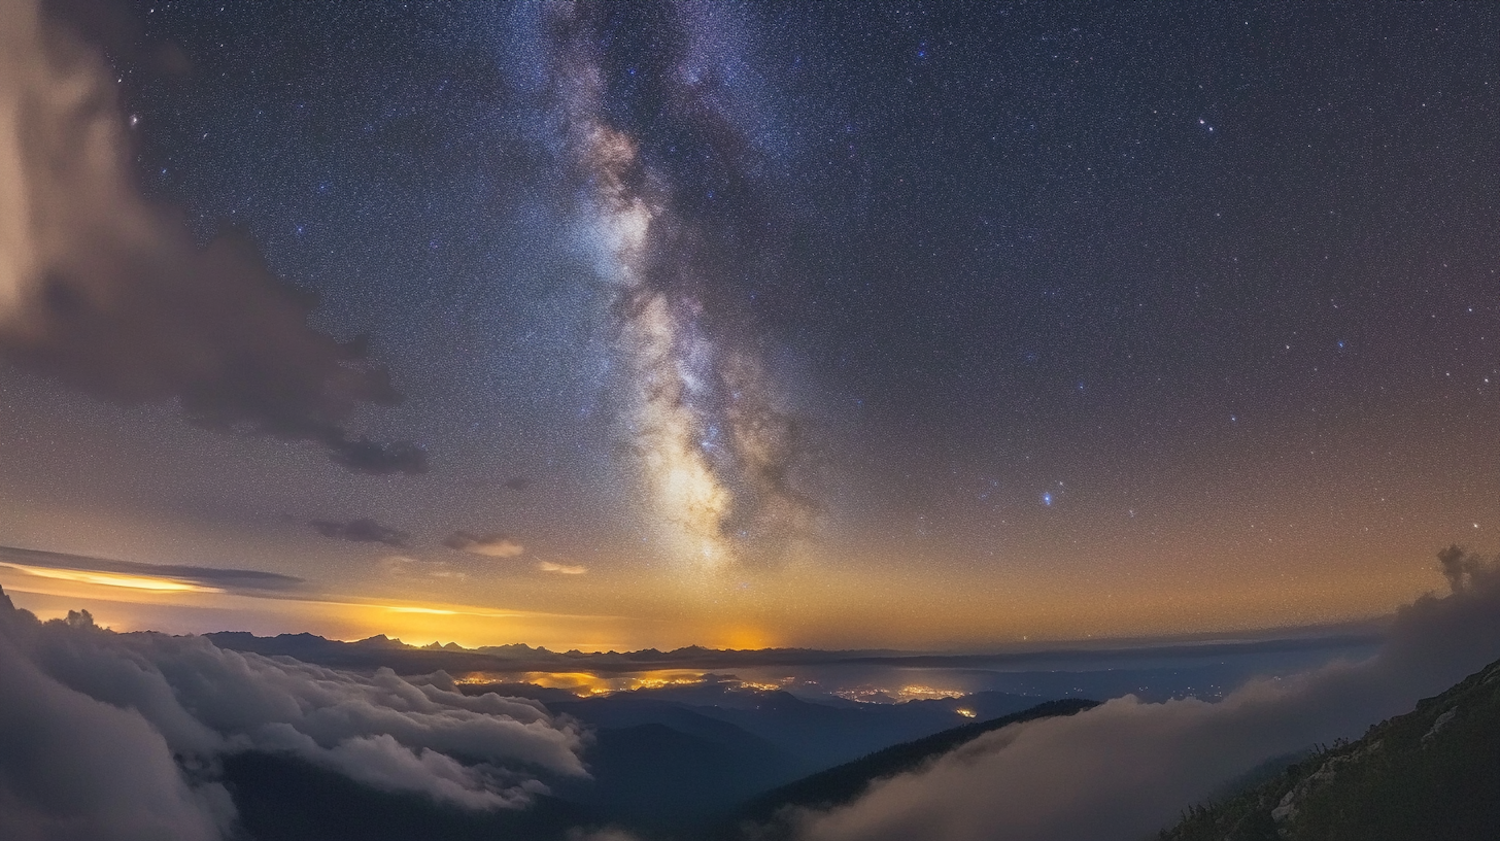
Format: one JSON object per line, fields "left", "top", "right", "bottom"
{"left": 0, "top": 535, "right": 1465, "bottom": 653}
{"left": 719, "top": 627, "right": 774, "bottom": 651}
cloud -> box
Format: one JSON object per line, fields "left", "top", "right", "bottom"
{"left": 444, "top": 532, "right": 526, "bottom": 558}
{"left": 256, "top": 728, "right": 551, "bottom": 811}
{"left": 538, "top": 561, "right": 587, "bottom": 575}
{"left": 380, "top": 555, "right": 467, "bottom": 580}
{"left": 0, "top": 0, "right": 425, "bottom": 474}
{"left": 1438, "top": 543, "right": 1480, "bottom": 591}
{"left": 503, "top": 476, "right": 533, "bottom": 492}
{"left": 0, "top": 544, "right": 304, "bottom": 595}
{"left": 325, "top": 438, "right": 429, "bottom": 477}
{"left": 0, "top": 585, "right": 588, "bottom": 838}
{"left": 310, "top": 518, "right": 411, "bottom": 549}
{"left": 0, "top": 604, "right": 234, "bottom": 841}
{"left": 788, "top": 548, "right": 1500, "bottom": 841}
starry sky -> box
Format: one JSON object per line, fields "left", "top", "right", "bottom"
{"left": 0, "top": 0, "right": 1495, "bottom": 651}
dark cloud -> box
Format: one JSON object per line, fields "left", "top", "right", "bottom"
{"left": 1437, "top": 544, "right": 1482, "bottom": 592}
{"left": 443, "top": 532, "right": 525, "bottom": 558}
{"left": 0, "top": 583, "right": 587, "bottom": 837}
{"left": 309, "top": 518, "right": 411, "bottom": 549}
{"left": 326, "top": 437, "right": 429, "bottom": 476}
{"left": 0, "top": 545, "right": 304, "bottom": 595}
{"left": 0, "top": 0, "right": 426, "bottom": 475}
{"left": 789, "top": 549, "right": 1500, "bottom": 841}
{"left": 503, "top": 476, "right": 533, "bottom": 492}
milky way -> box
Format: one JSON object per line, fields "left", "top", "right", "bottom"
{"left": 544, "top": 2, "right": 814, "bottom": 571}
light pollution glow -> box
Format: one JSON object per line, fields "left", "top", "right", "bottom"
{"left": 835, "top": 684, "right": 969, "bottom": 702}
{"left": 456, "top": 671, "right": 979, "bottom": 703}
{"left": 459, "top": 669, "right": 718, "bottom": 695}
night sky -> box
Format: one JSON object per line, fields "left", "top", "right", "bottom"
{"left": 0, "top": 0, "right": 1495, "bottom": 651}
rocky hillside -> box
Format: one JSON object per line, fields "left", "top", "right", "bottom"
{"left": 1160, "top": 656, "right": 1500, "bottom": 841}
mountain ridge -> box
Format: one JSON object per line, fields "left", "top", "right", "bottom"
{"left": 711, "top": 697, "right": 1100, "bottom": 840}
{"left": 1160, "top": 655, "right": 1500, "bottom": 841}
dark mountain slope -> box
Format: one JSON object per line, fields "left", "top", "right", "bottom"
{"left": 555, "top": 720, "right": 801, "bottom": 828}
{"left": 544, "top": 683, "right": 1050, "bottom": 781}
{"left": 675, "top": 688, "right": 1046, "bottom": 770}
{"left": 1160, "top": 655, "right": 1500, "bottom": 841}
{"left": 222, "top": 751, "right": 597, "bottom": 841}
{"left": 714, "top": 698, "right": 1099, "bottom": 839}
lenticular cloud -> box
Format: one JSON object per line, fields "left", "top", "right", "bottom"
{"left": 0, "top": 586, "right": 586, "bottom": 841}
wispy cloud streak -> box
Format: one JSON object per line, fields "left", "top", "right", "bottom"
{"left": 0, "top": 545, "right": 304, "bottom": 595}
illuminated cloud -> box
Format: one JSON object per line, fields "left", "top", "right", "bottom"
{"left": 383, "top": 605, "right": 460, "bottom": 616}
{"left": 788, "top": 549, "right": 1500, "bottom": 841}
{"left": 538, "top": 561, "right": 588, "bottom": 575}
{"left": 0, "top": 545, "right": 304, "bottom": 596}
{"left": 443, "top": 532, "right": 526, "bottom": 558}
{"left": 2, "top": 564, "right": 221, "bottom": 593}
{"left": 0, "top": 0, "right": 425, "bottom": 474}
{"left": 0, "top": 585, "right": 588, "bottom": 836}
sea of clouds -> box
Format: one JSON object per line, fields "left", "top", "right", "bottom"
{"left": 0, "top": 587, "right": 587, "bottom": 841}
